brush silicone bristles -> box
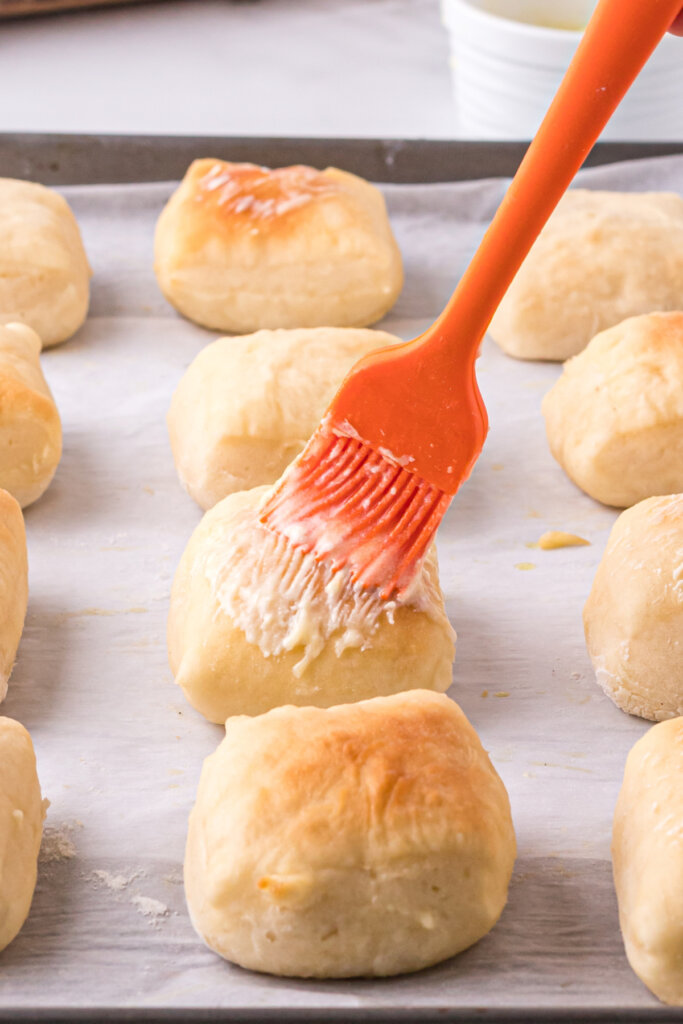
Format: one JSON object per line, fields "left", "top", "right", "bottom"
{"left": 260, "top": 428, "right": 451, "bottom": 598}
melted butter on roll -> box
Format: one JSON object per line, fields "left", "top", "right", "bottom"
{"left": 205, "top": 502, "right": 449, "bottom": 676}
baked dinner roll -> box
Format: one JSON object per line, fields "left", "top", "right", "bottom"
{"left": 0, "top": 717, "right": 45, "bottom": 952}
{"left": 612, "top": 718, "right": 683, "bottom": 1006}
{"left": 185, "top": 690, "right": 516, "bottom": 978}
{"left": 0, "top": 323, "right": 62, "bottom": 508}
{"left": 154, "top": 159, "right": 403, "bottom": 333}
{"left": 543, "top": 313, "right": 683, "bottom": 508}
{"left": 168, "top": 326, "right": 400, "bottom": 509}
{"left": 0, "top": 178, "right": 90, "bottom": 347}
{"left": 168, "top": 486, "right": 454, "bottom": 723}
{"left": 584, "top": 495, "right": 683, "bottom": 721}
{"left": 0, "top": 491, "right": 28, "bottom": 703}
{"left": 489, "top": 190, "right": 683, "bottom": 361}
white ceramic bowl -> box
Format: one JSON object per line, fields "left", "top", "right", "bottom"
{"left": 442, "top": 0, "right": 683, "bottom": 140}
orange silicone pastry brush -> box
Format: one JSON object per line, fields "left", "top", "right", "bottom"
{"left": 262, "top": 0, "right": 683, "bottom": 598}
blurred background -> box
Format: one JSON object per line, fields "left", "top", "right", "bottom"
{"left": 1, "top": 0, "right": 682, "bottom": 140}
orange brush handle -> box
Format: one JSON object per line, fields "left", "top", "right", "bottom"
{"left": 327, "top": 0, "right": 681, "bottom": 496}
{"left": 436, "top": 0, "right": 683, "bottom": 348}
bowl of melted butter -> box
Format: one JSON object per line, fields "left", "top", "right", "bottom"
{"left": 441, "top": 0, "right": 683, "bottom": 140}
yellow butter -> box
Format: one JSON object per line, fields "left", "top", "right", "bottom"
{"left": 538, "top": 530, "right": 590, "bottom": 550}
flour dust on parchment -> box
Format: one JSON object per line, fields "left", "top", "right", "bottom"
{"left": 131, "top": 895, "right": 170, "bottom": 922}
{"left": 40, "top": 820, "right": 83, "bottom": 864}
{"left": 90, "top": 869, "right": 140, "bottom": 892}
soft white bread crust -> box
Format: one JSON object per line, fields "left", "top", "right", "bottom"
{"left": 0, "top": 178, "right": 91, "bottom": 347}
{"left": 0, "top": 717, "right": 45, "bottom": 952}
{"left": 167, "top": 326, "right": 400, "bottom": 509}
{"left": 154, "top": 159, "right": 404, "bottom": 333}
{"left": 543, "top": 313, "right": 683, "bottom": 508}
{"left": 168, "top": 486, "right": 455, "bottom": 724}
{"left": 0, "top": 490, "right": 28, "bottom": 703}
{"left": 612, "top": 718, "right": 683, "bottom": 1006}
{"left": 490, "top": 190, "right": 683, "bottom": 361}
{"left": 0, "top": 323, "right": 62, "bottom": 508}
{"left": 583, "top": 495, "right": 683, "bottom": 722}
{"left": 185, "top": 690, "right": 516, "bottom": 978}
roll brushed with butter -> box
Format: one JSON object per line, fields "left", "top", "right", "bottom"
{"left": 168, "top": 485, "right": 454, "bottom": 724}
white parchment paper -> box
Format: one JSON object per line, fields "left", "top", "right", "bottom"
{"left": 2, "top": 153, "right": 683, "bottom": 1012}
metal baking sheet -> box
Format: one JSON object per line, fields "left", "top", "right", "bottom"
{"left": 0, "top": 135, "right": 682, "bottom": 1024}
{"left": 3, "top": 132, "right": 683, "bottom": 186}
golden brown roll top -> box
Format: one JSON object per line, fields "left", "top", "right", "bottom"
{"left": 172, "top": 160, "right": 350, "bottom": 243}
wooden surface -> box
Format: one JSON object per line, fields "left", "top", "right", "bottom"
{"left": 0, "top": 0, "right": 151, "bottom": 16}
{"left": 0, "top": 0, "right": 254, "bottom": 14}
